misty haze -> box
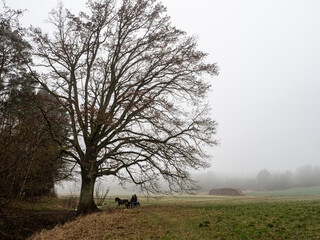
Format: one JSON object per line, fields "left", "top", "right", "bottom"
{"left": 1, "top": 0, "right": 320, "bottom": 239}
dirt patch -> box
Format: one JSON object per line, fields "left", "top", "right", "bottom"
{"left": 0, "top": 208, "right": 76, "bottom": 240}
{"left": 208, "top": 188, "right": 244, "bottom": 196}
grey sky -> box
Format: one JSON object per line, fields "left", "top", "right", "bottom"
{"left": 6, "top": 0, "right": 320, "bottom": 174}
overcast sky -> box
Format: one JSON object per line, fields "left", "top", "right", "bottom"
{"left": 6, "top": 0, "right": 320, "bottom": 175}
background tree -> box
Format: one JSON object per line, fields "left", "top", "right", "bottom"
{"left": 295, "top": 165, "right": 320, "bottom": 188}
{"left": 31, "top": 0, "right": 218, "bottom": 214}
{"left": 0, "top": 4, "right": 70, "bottom": 199}
{"left": 256, "top": 169, "right": 273, "bottom": 191}
{"left": 0, "top": 89, "right": 70, "bottom": 198}
{"left": 0, "top": 4, "right": 31, "bottom": 93}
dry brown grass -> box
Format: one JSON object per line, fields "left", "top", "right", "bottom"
{"left": 30, "top": 204, "right": 188, "bottom": 240}
{"left": 29, "top": 208, "right": 142, "bottom": 240}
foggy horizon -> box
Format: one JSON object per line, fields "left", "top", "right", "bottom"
{"left": 6, "top": 0, "right": 320, "bottom": 175}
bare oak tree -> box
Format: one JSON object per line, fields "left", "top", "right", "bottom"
{"left": 31, "top": 0, "right": 218, "bottom": 214}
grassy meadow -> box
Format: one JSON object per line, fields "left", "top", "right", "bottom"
{"left": 246, "top": 186, "right": 320, "bottom": 197}
{"left": 30, "top": 193, "right": 320, "bottom": 240}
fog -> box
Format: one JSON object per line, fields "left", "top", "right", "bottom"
{"left": 162, "top": 0, "right": 320, "bottom": 174}
{"left": 6, "top": 0, "right": 320, "bottom": 191}
{"left": 55, "top": 164, "right": 320, "bottom": 195}
{"left": 193, "top": 165, "right": 320, "bottom": 192}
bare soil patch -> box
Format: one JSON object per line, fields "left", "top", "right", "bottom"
{"left": 209, "top": 188, "right": 244, "bottom": 196}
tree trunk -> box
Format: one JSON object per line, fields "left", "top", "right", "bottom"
{"left": 19, "top": 158, "right": 32, "bottom": 198}
{"left": 77, "top": 171, "right": 98, "bottom": 215}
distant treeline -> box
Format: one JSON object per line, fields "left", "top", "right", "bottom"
{"left": 194, "top": 165, "right": 320, "bottom": 192}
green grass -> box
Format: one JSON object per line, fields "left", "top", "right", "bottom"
{"left": 127, "top": 197, "right": 320, "bottom": 240}
{"left": 247, "top": 186, "right": 320, "bottom": 197}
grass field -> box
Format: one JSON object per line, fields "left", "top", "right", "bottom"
{"left": 31, "top": 195, "right": 320, "bottom": 240}
{"left": 246, "top": 186, "right": 320, "bottom": 197}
